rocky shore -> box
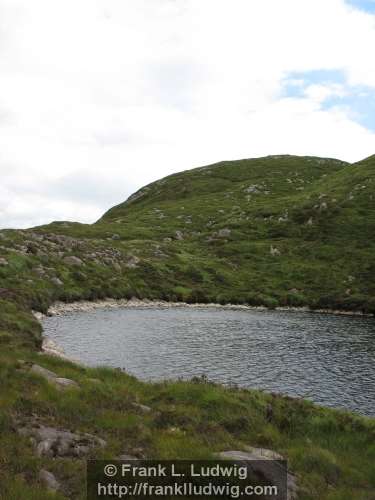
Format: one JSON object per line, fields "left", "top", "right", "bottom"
{"left": 41, "top": 297, "right": 370, "bottom": 318}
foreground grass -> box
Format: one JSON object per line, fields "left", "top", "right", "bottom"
{"left": 0, "top": 346, "right": 374, "bottom": 499}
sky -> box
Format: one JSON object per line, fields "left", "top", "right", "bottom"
{"left": 1, "top": 0, "right": 375, "bottom": 229}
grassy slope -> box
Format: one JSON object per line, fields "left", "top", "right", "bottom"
{"left": 0, "top": 154, "right": 375, "bottom": 498}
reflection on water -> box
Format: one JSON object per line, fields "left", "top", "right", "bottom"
{"left": 43, "top": 307, "right": 375, "bottom": 416}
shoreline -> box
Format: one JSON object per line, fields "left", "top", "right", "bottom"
{"left": 39, "top": 297, "right": 372, "bottom": 318}
{"left": 35, "top": 298, "right": 371, "bottom": 362}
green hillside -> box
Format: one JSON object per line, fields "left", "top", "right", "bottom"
{"left": 1, "top": 154, "right": 375, "bottom": 499}
{"left": 2, "top": 154, "right": 373, "bottom": 322}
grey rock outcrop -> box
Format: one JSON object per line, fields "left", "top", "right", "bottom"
{"left": 19, "top": 423, "right": 106, "bottom": 458}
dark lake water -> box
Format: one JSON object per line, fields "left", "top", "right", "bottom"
{"left": 42, "top": 307, "right": 375, "bottom": 416}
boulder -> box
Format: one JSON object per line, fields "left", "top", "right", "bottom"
{"left": 63, "top": 256, "right": 83, "bottom": 266}
{"left": 31, "top": 364, "right": 59, "bottom": 381}
{"left": 113, "top": 262, "right": 122, "bottom": 272}
{"left": 0, "top": 257, "right": 9, "bottom": 266}
{"left": 54, "top": 377, "right": 80, "bottom": 389}
{"left": 217, "top": 447, "right": 297, "bottom": 500}
{"left": 51, "top": 277, "right": 63, "bottom": 286}
{"left": 132, "top": 402, "right": 152, "bottom": 414}
{"left": 30, "top": 364, "right": 80, "bottom": 390}
{"left": 39, "top": 469, "right": 61, "bottom": 492}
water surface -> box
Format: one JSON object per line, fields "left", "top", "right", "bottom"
{"left": 43, "top": 307, "right": 375, "bottom": 416}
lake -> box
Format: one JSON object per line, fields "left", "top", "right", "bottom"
{"left": 42, "top": 306, "right": 375, "bottom": 416}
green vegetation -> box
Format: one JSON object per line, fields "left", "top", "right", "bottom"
{"left": 0, "top": 154, "right": 375, "bottom": 498}
{"left": 1, "top": 349, "right": 375, "bottom": 499}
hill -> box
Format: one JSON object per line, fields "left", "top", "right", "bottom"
{"left": 0, "top": 154, "right": 375, "bottom": 499}
{"left": 1, "top": 154, "right": 374, "bottom": 328}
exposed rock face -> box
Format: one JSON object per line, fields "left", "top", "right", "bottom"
{"left": 18, "top": 423, "right": 106, "bottom": 458}
{"left": 218, "top": 447, "right": 298, "bottom": 500}
{"left": 0, "top": 257, "right": 8, "bottom": 266}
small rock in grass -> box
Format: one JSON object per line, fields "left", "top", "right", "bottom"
{"left": 270, "top": 245, "right": 281, "bottom": 256}
{"left": 132, "top": 402, "right": 152, "bottom": 413}
{"left": 39, "top": 469, "right": 60, "bottom": 492}
{"left": 63, "top": 256, "right": 83, "bottom": 266}
{"left": 51, "top": 277, "right": 63, "bottom": 286}
{"left": 118, "top": 454, "right": 138, "bottom": 461}
{"left": 217, "top": 228, "right": 231, "bottom": 238}
{"left": 30, "top": 364, "right": 80, "bottom": 390}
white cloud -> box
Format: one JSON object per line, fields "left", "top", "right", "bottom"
{"left": 303, "top": 84, "right": 348, "bottom": 104}
{"left": 0, "top": 0, "right": 375, "bottom": 228}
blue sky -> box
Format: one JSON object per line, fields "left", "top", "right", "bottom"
{"left": 281, "top": 0, "right": 375, "bottom": 132}
{"left": 282, "top": 70, "right": 375, "bottom": 131}
{"left": 346, "top": 0, "right": 375, "bottom": 12}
